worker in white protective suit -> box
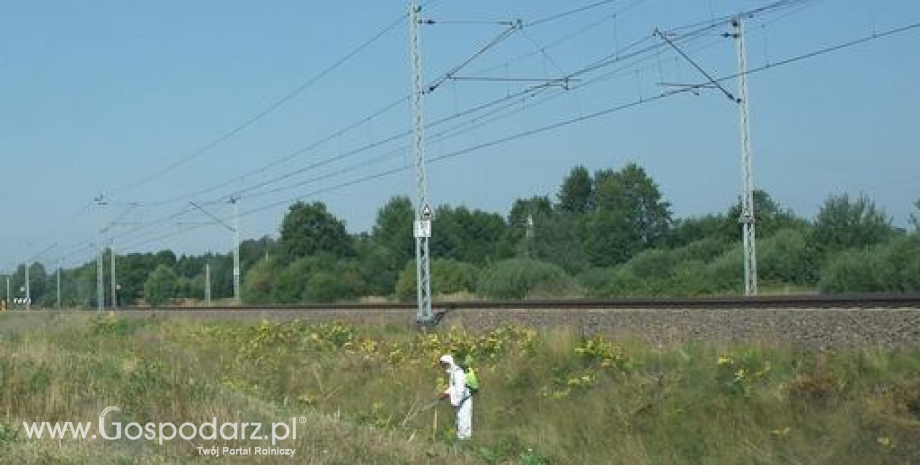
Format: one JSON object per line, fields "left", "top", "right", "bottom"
{"left": 438, "top": 354, "right": 472, "bottom": 440}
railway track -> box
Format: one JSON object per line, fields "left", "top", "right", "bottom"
{"left": 7, "top": 294, "right": 920, "bottom": 348}
{"left": 144, "top": 293, "right": 920, "bottom": 312}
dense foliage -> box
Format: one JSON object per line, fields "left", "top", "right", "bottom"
{"left": 5, "top": 163, "right": 917, "bottom": 307}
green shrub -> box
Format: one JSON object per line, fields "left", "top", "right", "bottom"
{"left": 758, "top": 228, "right": 820, "bottom": 286}
{"left": 395, "top": 259, "right": 480, "bottom": 301}
{"left": 669, "top": 260, "right": 716, "bottom": 295}
{"left": 626, "top": 248, "right": 679, "bottom": 280}
{"left": 477, "top": 258, "right": 577, "bottom": 299}
{"left": 143, "top": 264, "right": 179, "bottom": 306}
{"left": 819, "top": 235, "right": 920, "bottom": 293}
{"left": 242, "top": 257, "right": 281, "bottom": 304}
{"left": 304, "top": 263, "right": 366, "bottom": 303}
{"left": 598, "top": 268, "right": 643, "bottom": 297}
{"left": 272, "top": 256, "right": 317, "bottom": 303}
{"left": 811, "top": 193, "right": 895, "bottom": 257}
{"left": 576, "top": 268, "right": 615, "bottom": 295}
{"left": 708, "top": 247, "right": 744, "bottom": 293}
{"left": 818, "top": 250, "right": 876, "bottom": 293}
{"left": 680, "top": 236, "right": 731, "bottom": 262}
{"left": 255, "top": 255, "right": 367, "bottom": 303}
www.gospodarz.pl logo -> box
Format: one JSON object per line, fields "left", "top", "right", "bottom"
{"left": 23, "top": 405, "right": 306, "bottom": 448}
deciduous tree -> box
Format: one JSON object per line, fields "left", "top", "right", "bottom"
{"left": 279, "top": 201, "right": 354, "bottom": 260}
{"left": 812, "top": 193, "right": 894, "bottom": 255}
{"left": 430, "top": 206, "right": 509, "bottom": 265}
{"left": 144, "top": 265, "right": 179, "bottom": 306}
{"left": 585, "top": 163, "right": 672, "bottom": 265}
{"left": 556, "top": 166, "right": 593, "bottom": 214}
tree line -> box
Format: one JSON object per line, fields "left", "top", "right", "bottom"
{"left": 5, "top": 163, "right": 919, "bottom": 307}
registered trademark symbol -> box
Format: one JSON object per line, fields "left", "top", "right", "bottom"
{"left": 299, "top": 416, "right": 307, "bottom": 424}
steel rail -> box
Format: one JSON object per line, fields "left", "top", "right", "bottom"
{"left": 138, "top": 293, "right": 920, "bottom": 312}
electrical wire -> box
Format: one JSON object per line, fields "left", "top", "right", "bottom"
{"left": 38, "top": 2, "right": 914, "bottom": 265}
{"left": 199, "top": 2, "right": 675, "bottom": 203}
{"left": 109, "top": 0, "right": 658, "bottom": 213}
{"left": 108, "top": 5, "right": 417, "bottom": 198}
{"left": 528, "top": 0, "right": 625, "bottom": 28}
{"left": 44, "top": 3, "right": 786, "bottom": 258}
{"left": 111, "top": 18, "right": 920, "bottom": 254}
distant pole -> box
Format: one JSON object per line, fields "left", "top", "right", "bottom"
{"left": 409, "top": 2, "right": 433, "bottom": 326}
{"left": 5, "top": 274, "right": 10, "bottom": 310}
{"left": 205, "top": 263, "right": 212, "bottom": 306}
{"left": 21, "top": 243, "right": 58, "bottom": 310}
{"left": 189, "top": 199, "right": 240, "bottom": 304}
{"left": 24, "top": 261, "right": 30, "bottom": 311}
{"left": 732, "top": 18, "right": 758, "bottom": 296}
{"left": 57, "top": 260, "right": 62, "bottom": 309}
{"left": 96, "top": 249, "right": 104, "bottom": 311}
{"left": 110, "top": 241, "right": 117, "bottom": 309}
{"left": 94, "top": 196, "right": 106, "bottom": 311}
{"left": 231, "top": 197, "right": 241, "bottom": 305}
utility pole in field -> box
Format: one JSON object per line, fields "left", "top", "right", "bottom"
{"left": 23, "top": 243, "right": 56, "bottom": 310}
{"left": 57, "top": 260, "right": 61, "bottom": 309}
{"left": 189, "top": 199, "right": 240, "bottom": 305}
{"left": 110, "top": 241, "right": 117, "bottom": 309}
{"left": 24, "top": 260, "right": 30, "bottom": 311}
{"left": 205, "top": 263, "right": 212, "bottom": 306}
{"left": 656, "top": 17, "right": 759, "bottom": 296}
{"left": 231, "top": 197, "right": 241, "bottom": 305}
{"left": 94, "top": 195, "right": 107, "bottom": 312}
{"left": 107, "top": 202, "right": 140, "bottom": 309}
{"left": 731, "top": 17, "right": 758, "bottom": 296}
{"left": 409, "top": 2, "right": 433, "bottom": 326}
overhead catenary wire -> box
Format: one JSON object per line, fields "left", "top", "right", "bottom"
{"left": 208, "top": 75, "right": 568, "bottom": 202}
{"left": 22, "top": 2, "right": 441, "bottom": 267}
{"left": 167, "top": 2, "right": 684, "bottom": 205}
{"left": 106, "top": 0, "right": 660, "bottom": 215}
{"left": 466, "top": 0, "right": 652, "bottom": 78}
{"left": 119, "top": 0, "right": 626, "bottom": 210}
{"left": 47, "top": 2, "right": 808, "bottom": 259}
{"left": 40, "top": 7, "right": 760, "bottom": 263}
{"left": 109, "top": 18, "right": 920, "bottom": 254}
{"left": 759, "top": 0, "right": 827, "bottom": 27}
{"left": 35, "top": 1, "right": 903, "bottom": 265}
{"left": 227, "top": 89, "right": 553, "bottom": 203}
{"left": 528, "top": 0, "right": 625, "bottom": 28}
{"left": 424, "top": 20, "right": 524, "bottom": 94}
{"left": 107, "top": 4, "right": 427, "bottom": 199}
{"left": 26, "top": 204, "right": 92, "bottom": 246}
{"left": 665, "top": 0, "right": 812, "bottom": 36}
{"left": 218, "top": 88, "right": 557, "bottom": 204}
{"left": 655, "top": 28, "right": 738, "bottom": 102}
{"left": 421, "top": 0, "right": 640, "bottom": 93}
{"left": 138, "top": 95, "right": 411, "bottom": 207}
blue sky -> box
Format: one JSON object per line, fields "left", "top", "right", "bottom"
{"left": 1, "top": 0, "right": 918, "bottom": 270}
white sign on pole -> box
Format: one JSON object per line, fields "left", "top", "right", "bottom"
{"left": 414, "top": 220, "right": 431, "bottom": 238}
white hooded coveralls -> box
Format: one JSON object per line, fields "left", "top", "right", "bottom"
{"left": 440, "top": 355, "right": 472, "bottom": 439}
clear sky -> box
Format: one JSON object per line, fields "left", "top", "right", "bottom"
{"left": 1, "top": 0, "right": 918, "bottom": 270}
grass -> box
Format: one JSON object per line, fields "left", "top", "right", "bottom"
{"left": 0, "top": 312, "right": 918, "bottom": 464}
